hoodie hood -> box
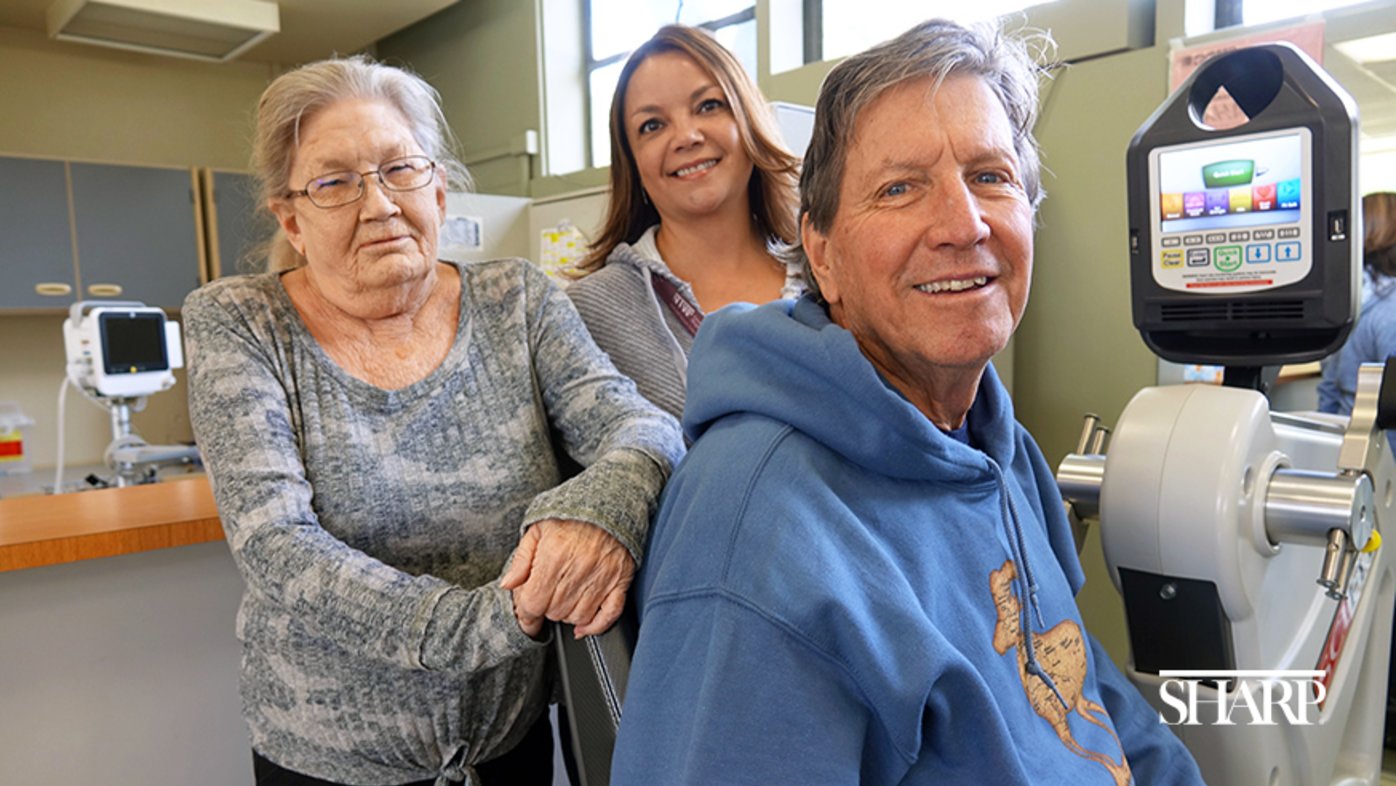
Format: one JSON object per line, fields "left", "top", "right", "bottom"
{"left": 684, "top": 295, "right": 1021, "bottom": 482}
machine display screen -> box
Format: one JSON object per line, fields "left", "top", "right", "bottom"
{"left": 100, "top": 312, "right": 168, "bottom": 375}
{"left": 1148, "top": 128, "right": 1311, "bottom": 295}
{"left": 1156, "top": 131, "right": 1304, "bottom": 234}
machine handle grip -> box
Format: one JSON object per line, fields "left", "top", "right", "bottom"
{"left": 1377, "top": 356, "right": 1396, "bottom": 430}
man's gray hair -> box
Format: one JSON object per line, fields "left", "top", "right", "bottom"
{"left": 793, "top": 18, "right": 1054, "bottom": 300}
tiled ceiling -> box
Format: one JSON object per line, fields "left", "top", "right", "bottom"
{"left": 1323, "top": 45, "right": 1396, "bottom": 144}
{"left": 0, "top": 0, "right": 458, "bottom": 66}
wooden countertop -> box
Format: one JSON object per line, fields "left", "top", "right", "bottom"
{"left": 0, "top": 478, "right": 223, "bottom": 572}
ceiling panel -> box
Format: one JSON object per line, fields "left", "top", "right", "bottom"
{"left": 0, "top": 0, "right": 458, "bottom": 65}
{"left": 1323, "top": 46, "right": 1396, "bottom": 143}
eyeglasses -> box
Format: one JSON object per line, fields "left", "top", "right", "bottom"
{"left": 287, "top": 155, "right": 437, "bottom": 208}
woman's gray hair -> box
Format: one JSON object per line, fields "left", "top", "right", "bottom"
{"left": 793, "top": 18, "right": 1054, "bottom": 300}
{"left": 250, "top": 54, "right": 471, "bottom": 273}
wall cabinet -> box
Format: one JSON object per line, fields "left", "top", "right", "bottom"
{"left": 201, "top": 170, "right": 265, "bottom": 279}
{"left": 70, "top": 163, "right": 203, "bottom": 310}
{"left": 0, "top": 157, "right": 77, "bottom": 309}
{"left": 0, "top": 156, "right": 205, "bottom": 311}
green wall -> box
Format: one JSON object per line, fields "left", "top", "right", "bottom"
{"left": 0, "top": 26, "right": 271, "bottom": 169}
{"left": 1021, "top": 50, "right": 1172, "bottom": 472}
{"left": 376, "top": 0, "right": 543, "bottom": 196}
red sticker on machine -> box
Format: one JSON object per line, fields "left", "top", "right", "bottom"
{"left": 1313, "top": 550, "right": 1373, "bottom": 708}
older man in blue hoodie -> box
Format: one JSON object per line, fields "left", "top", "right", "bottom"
{"left": 610, "top": 18, "right": 1205, "bottom": 786}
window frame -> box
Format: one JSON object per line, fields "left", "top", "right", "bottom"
{"left": 581, "top": 2, "right": 757, "bottom": 169}
{"left": 1215, "top": 0, "right": 1243, "bottom": 28}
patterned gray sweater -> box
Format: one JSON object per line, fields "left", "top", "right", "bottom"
{"left": 183, "top": 259, "right": 683, "bottom": 786}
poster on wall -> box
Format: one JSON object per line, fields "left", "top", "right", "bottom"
{"left": 1169, "top": 21, "right": 1325, "bottom": 129}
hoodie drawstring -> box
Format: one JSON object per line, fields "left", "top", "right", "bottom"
{"left": 991, "top": 460, "right": 1069, "bottom": 711}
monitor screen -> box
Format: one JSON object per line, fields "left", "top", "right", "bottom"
{"left": 1147, "top": 127, "right": 1312, "bottom": 295}
{"left": 100, "top": 312, "right": 168, "bottom": 375}
{"left": 1156, "top": 131, "right": 1303, "bottom": 234}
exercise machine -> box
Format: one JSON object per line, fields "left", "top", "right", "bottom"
{"left": 1058, "top": 44, "right": 1393, "bottom": 785}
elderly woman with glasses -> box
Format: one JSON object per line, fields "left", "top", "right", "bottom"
{"left": 182, "top": 55, "right": 682, "bottom": 786}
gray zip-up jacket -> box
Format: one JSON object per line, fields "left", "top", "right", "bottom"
{"left": 567, "top": 226, "right": 805, "bottom": 421}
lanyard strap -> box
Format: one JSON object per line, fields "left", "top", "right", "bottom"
{"left": 651, "top": 273, "right": 703, "bottom": 337}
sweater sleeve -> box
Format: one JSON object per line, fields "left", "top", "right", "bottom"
{"left": 183, "top": 285, "right": 543, "bottom": 674}
{"left": 518, "top": 265, "right": 685, "bottom": 563}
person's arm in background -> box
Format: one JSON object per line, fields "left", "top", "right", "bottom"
{"left": 1319, "top": 307, "right": 1379, "bottom": 415}
{"left": 1316, "top": 348, "right": 1346, "bottom": 414}
{"left": 1362, "top": 296, "right": 1396, "bottom": 375}
{"left": 184, "top": 286, "right": 542, "bottom": 672}
{"left": 502, "top": 263, "right": 685, "bottom": 636}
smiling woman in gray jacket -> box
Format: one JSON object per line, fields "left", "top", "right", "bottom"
{"left": 568, "top": 24, "right": 803, "bottom": 420}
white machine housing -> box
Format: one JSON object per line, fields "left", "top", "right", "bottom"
{"left": 1103, "top": 383, "right": 1391, "bottom": 784}
{"left": 63, "top": 301, "right": 183, "bottom": 399}
{"left": 1067, "top": 36, "right": 1389, "bottom": 786}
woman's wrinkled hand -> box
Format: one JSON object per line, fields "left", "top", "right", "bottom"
{"left": 500, "top": 519, "right": 635, "bottom": 639}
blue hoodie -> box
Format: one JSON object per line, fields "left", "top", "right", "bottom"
{"left": 611, "top": 297, "right": 1204, "bottom": 785}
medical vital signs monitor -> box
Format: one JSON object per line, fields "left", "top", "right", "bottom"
{"left": 64, "top": 300, "right": 182, "bottom": 399}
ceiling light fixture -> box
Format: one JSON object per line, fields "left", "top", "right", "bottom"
{"left": 1334, "top": 31, "right": 1396, "bottom": 65}
{"left": 46, "top": 0, "right": 280, "bottom": 62}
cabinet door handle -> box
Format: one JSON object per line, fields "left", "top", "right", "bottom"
{"left": 87, "top": 283, "right": 123, "bottom": 297}
{"left": 34, "top": 282, "right": 72, "bottom": 296}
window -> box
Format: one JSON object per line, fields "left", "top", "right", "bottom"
{"left": 568, "top": 0, "right": 1062, "bottom": 175}
{"left": 585, "top": 1, "right": 756, "bottom": 168}
{"left": 812, "top": 0, "right": 1058, "bottom": 64}
{"left": 585, "top": 0, "right": 756, "bottom": 168}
